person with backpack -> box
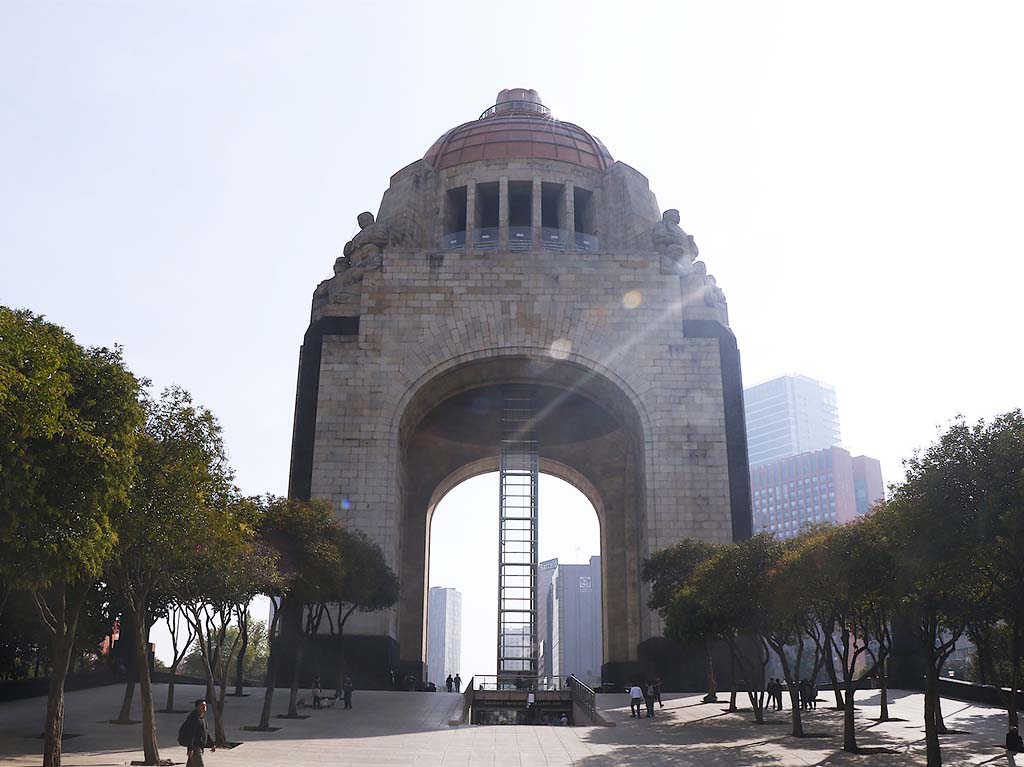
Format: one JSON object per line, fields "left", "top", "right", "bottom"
{"left": 178, "top": 699, "right": 215, "bottom": 766}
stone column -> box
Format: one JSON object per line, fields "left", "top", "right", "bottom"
{"left": 564, "top": 181, "right": 576, "bottom": 252}
{"left": 465, "top": 181, "right": 476, "bottom": 251}
{"left": 532, "top": 176, "right": 542, "bottom": 249}
{"left": 498, "top": 176, "right": 509, "bottom": 251}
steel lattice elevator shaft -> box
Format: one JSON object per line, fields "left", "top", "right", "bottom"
{"left": 497, "top": 385, "right": 539, "bottom": 681}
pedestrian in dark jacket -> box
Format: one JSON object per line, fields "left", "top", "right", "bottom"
{"left": 652, "top": 676, "right": 664, "bottom": 708}
{"left": 643, "top": 683, "right": 656, "bottom": 718}
{"left": 181, "top": 700, "right": 216, "bottom": 767}
{"left": 1006, "top": 725, "right": 1023, "bottom": 752}
{"left": 446, "top": 674, "right": 453, "bottom": 693}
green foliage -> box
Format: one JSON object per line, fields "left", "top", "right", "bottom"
{"left": 641, "top": 537, "right": 716, "bottom": 617}
{"left": 111, "top": 386, "right": 236, "bottom": 612}
{"left": 259, "top": 497, "right": 344, "bottom": 604}
{"left": 331, "top": 529, "right": 399, "bottom": 626}
{"left": 182, "top": 616, "right": 269, "bottom": 681}
{"left": 0, "top": 307, "right": 143, "bottom": 588}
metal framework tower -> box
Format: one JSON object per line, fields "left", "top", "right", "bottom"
{"left": 496, "top": 385, "right": 539, "bottom": 682}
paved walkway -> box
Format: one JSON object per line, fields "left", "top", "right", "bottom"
{"left": 0, "top": 683, "right": 1017, "bottom": 766}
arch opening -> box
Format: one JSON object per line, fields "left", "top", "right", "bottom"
{"left": 395, "top": 353, "right": 650, "bottom": 686}
{"left": 426, "top": 471, "right": 603, "bottom": 687}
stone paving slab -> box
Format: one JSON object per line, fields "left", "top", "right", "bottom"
{"left": 0, "top": 683, "right": 1016, "bottom": 766}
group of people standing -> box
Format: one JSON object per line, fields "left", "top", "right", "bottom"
{"left": 766, "top": 677, "right": 817, "bottom": 711}
{"left": 628, "top": 677, "right": 663, "bottom": 719}
{"left": 444, "top": 673, "right": 463, "bottom": 693}
{"left": 311, "top": 675, "right": 355, "bottom": 709}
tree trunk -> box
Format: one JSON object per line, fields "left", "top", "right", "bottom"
{"left": 776, "top": 648, "right": 804, "bottom": 738}
{"left": 133, "top": 615, "right": 160, "bottom": 764}
{"left": 934, "top": 692, "right": 948, "bottom": 735}
{"left": 287, "top": 640, "right": 305, "bottom": 717}
{"left": 878, "top": 656, "right": 890, "bottom": 722}
{"left": 165, "top": 665, "right": 178, "bottom": 712}
{"left": 824, "top": 640, "right": 844, "bottom": 709}
{"left": 38, "top": 581, "right": 88, "bottom": 767}
{"left": 213, "top": 684, "right": 228, "bottom": 745}
{"left": 975, "top": 631, "right": 989, "bottom": 686}
{"left": 728, "top": 650, "right": 738, "bottom": 712}
{"left": 115, "top": 675, "right": 136, "bottom": 723}
{"left": 778, "top": 671, "right": 802, "bottom": 737}
{"left": 1009, "top": 624, "right": 1021, "bottom": 730}
{"left": 42, "top": 634, "right": 74, "bottom": 767}
{"left": 234, "top": 610, "right": 248, "bottom": 692}
{"left": 257, "top": 645, "right": 279, "bottom": 730}
{"left": 924, "top": 663, "right": 942, "bottom": 767}
{"left": 842, "top": 680, "right": 858, "bottom": 752}
{"left": 257, "top": 598, "right": 292, "bottom": 728}
{"left": 704, "top": 641, "right": 718, "bottom": 702}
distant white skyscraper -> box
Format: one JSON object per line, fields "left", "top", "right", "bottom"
{"left": 426, "top": 587, "right": 462, "bottom": 686}
{"left": 744, "top": 375, "right": 841, "bottom": 467}
{"left": 539, "top": 556, "right": 602, "bottom": 687}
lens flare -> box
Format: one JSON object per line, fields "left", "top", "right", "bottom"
{"left": 622, "top": 290, "right": 643, "bottom": 309}
{"left": 549, "top": 338, "right": 572, "bottom": 360}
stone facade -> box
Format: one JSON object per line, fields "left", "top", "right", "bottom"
{"left": 288, "top": 90, "right": 752, "bottom": 684}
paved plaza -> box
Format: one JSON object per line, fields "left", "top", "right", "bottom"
{"left": 0, "top": 683, "right": 1017, "bottom": 766}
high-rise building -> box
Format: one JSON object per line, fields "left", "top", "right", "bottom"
{"left": 548, "top": 552, "right": 602, "bottom": 684}
{"left": 537, "top": 558, "right": 559, "bottom": 678}
{"left": 426, "top": 587, "right": 462, "bottom": 686}
{"left": 750, "top": 446, "right": 884, "bottom": 538}
{"left": 744, "top": 375, "right": 841, "bottom": 467}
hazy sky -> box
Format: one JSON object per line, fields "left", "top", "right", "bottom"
{"left": 3, "top": 2, "right": 1022, "bottom": 673}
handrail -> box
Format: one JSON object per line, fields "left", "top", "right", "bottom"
{"left": 450, "top": 675, "right": 475, "bottom": 726}
{"left": 568, "top": 676, "right": 597, "bottom": 723}
{"left": 473, "top": 675, "right": 575, "bottom": 692}
{"left": 479, "top": 102, "right": 551, "bottom": 120}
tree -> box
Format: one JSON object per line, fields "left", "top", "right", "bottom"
{"left": 324, "top": 530, "right": 399, "bottom": 692}
{"left": 108, "top": 386, "right": 235, "bottom": 763}
{"left": 175, "top": 494, "right": 273, "bottom": 745}
{"left": 163, "top": 601, "right": 196, "bottom": 712}
{"left": 971, "top": 410, "right": 1024, "bottom": 730}
{"left": 0, "top": 308, "right": 142, "bottom": 767}
{"left": 816, "top": 517, "right": 898, "bottom": 752}
{"left": 885, "top": 419, "right": 984, "bottom": 767}
{"left": 688, "top": 535, "right": 779, "bottom": 724}
{"left": 763, "top": 533, "right": 820, "bottom": 738}
{"left": 643, "top": 539, "right": 720, "bottom": 700}
{"left": 253, "top": 497, "right": 342, "bottom": 731}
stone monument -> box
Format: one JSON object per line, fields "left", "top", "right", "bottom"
{"left": 288, "top": 88, "right": 752, "bottom": 686}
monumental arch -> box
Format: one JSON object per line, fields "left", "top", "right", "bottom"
{"left": 288, "top": 88, "right": 752, "bottom": 685}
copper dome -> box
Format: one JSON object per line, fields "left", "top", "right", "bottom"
{"left": 424, "top": 89, "right": 613, "bottom": 172}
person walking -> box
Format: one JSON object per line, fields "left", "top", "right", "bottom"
{"left": 342, "top": 675, "right": 354, "bottom": 709}
{"left": 454, "top": 673, "right": 462, "bottom": 693}
{"left": 767, "top": 679, "right": 777, "bottom": 711}
{"left": 445, "top": 674, "right": 453, "bottom": 693}
{"left": 808, "top": 680, "right": 818, "bottom": 710}
{"left": 628, "top": 684, "right": 643, "bottom": 717}
{"left": 652, "top": 676, "right": 664, "bottom": 708}
{"left": 644, "top": 683, "right": 656, "bottom": 718}
{"left": 179, "top": 699, "right": 216, "bottom": 767}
